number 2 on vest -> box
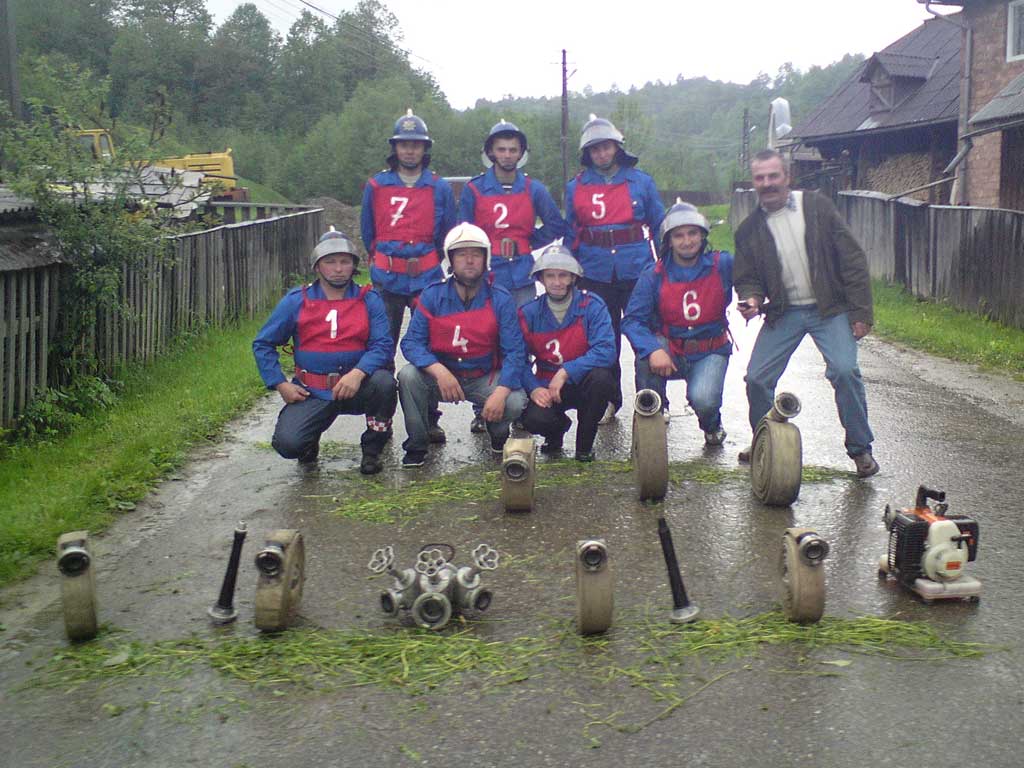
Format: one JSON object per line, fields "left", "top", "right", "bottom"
{"left": 493, "top": 202, "right": 510, "bottom": 229}
{"left": 452, "top": 325, "right": 469, "bottom": 352}
{"left": 389, "top": 196, "right": 409, "bottom": 227}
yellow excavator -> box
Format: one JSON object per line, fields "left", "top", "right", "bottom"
{"left": 73, "top": 129, "right": 249, "bottom": 202}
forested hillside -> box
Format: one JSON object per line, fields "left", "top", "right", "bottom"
{"left": 8, "top": 0, "right": 863, "bottom": 204}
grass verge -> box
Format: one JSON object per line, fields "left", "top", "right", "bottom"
{"left": 872, "top": 279, "right": 1024, "bottom": 377}
{"left": 0, "top": 319, "right": 268, "bottom": 587}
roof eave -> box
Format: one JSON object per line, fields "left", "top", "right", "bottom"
{"left": 792, "top": 116, "right": 957, "bottom": 145}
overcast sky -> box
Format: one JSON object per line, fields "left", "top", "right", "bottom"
{"left": 206, "top": 0, "right": 959, "bottom": 110}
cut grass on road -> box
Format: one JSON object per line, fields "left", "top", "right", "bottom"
{"left": 0, "top": 320, "right": 267, "bottom": 588}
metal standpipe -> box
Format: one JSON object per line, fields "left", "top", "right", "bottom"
{"left": 208, "top": 522, "right": 247, "bottom": 624}
{"left": 657, "top": 517, "right": 699, "bottom": 623}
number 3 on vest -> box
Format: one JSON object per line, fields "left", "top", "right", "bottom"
{"left": 545, "top": 338, "right": 563, "bottom": 364}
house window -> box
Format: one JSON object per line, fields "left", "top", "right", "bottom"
{"left": 1010, "top": 0, "right": 1024, "bottom": 61}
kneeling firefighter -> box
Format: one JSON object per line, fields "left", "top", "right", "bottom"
{"left": 517, "top": 243, "right": 618, "bottom": 462}
{"left": 397, "top": 223, "right": 528, "bottom": 468}
{"left": 622, "top": 201, "right": 735, "bottom": 446}
{"left": 253, "top": 229, "right": 397, "bottom": 474}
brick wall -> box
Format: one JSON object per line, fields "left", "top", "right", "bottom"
{"left": 965, "top": 0, "right": 1024, "bottom": 206}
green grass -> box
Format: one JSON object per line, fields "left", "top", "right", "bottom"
{"left": 237, "top": 176, "right": 293, "bottom": 205}
{"left": 32, "top": 612, "right": 991, "bottom": 699}
{"left": 702, "top": 204, "right": 734, "bottom": 252}
{"left": 873, "top": 280, "right": 1024, "bottom": 377}
{"left": 0, "top": 320, "right": 268, "bottom": 587}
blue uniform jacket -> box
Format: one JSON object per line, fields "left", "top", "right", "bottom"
{"left": 253, "top": 280, "right": 394, "bottom": 401}
{"left": 458, "top": 168, "right": 569, "bottom": 291}
{"left": 518, "top": 288, "right": 617, "bottom": 394}
{"left": 565, "top": 166, "right": 665, "bottom": 283}
{"left": 400, "top": 278, "right": 526, "bottom": 390}
{"left": 360, "top": 169, "right": 456, "bottom": 296}
{"left": 623, "top": 250, "right": 735, "bottom": 361}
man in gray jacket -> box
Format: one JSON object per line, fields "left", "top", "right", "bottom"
{"left": 735, "top": 149, "right": 878, "bottom": 477}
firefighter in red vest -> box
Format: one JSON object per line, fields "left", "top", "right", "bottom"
{"left": 397, "top": 223, "right": 528, "bottom": 468}
{"left": 458, "top": 119, "right": 569, "bottom": 435}
{"left": 623, "top": 201, "right": 734, "bottom": 447}
{"left": 565, "top": 115, "right": 665, "bottom": 424}
{"left": 253, "top": 230, "right": 397, "bottom": 474}
{"left": 517, "top": 244, "right": 617, "bottom": 462}
{"left": 360, "top": 109, "right": 457, "bottom": 351}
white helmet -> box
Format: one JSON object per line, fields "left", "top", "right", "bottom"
{"left": 442, "top": 222, "right": 492, "bottom": 273}
{"left": 531, "top": 243, "right": 583, "bottom": 281}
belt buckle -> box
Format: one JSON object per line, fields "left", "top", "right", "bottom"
{"left": 499, "top": 238, "right": 517, "bottom": 259}
{"left": 326, "top": 372, "right": 340, "bottom": 389}
{"left": 406, "top": 257, "right": 420, "bottom": 277}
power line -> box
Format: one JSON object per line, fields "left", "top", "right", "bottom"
{"left": 289, "top": 0, "right": 438, "bottom": 69}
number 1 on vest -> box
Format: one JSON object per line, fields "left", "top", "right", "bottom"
{"left": 325, "top": 308, "right": 338, "bottom": 339}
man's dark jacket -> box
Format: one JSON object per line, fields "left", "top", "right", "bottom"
{"left": 734, "top": 191, "right": 873, "bottom": 326}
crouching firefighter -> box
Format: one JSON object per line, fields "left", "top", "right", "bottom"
{"left": 623, "top": 201, "right": 734, "bottom": 446}
{"left": 518, "top": 244, "right": 617, "bottom": 462}
{"left": 253, "top": 229, "right": 397, "bottom": 474}
{"left": 397, "top": 223, "right": 528, "bottom": 468}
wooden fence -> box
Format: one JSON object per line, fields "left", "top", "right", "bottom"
{"left": 729, "top": 189, "right": 1024, "bottom": 329}
{"left": 0, "top": 208, "right": 323, "bottom": 427}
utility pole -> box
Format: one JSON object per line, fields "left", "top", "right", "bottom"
{"left": 0, "top": 0, "right": 22, "bottom": 121}
{"left": 740, "top": 108, "right": 750, "bottom": 170}
{"left": 560, "top": 49, "right": 569, "bottom": 208}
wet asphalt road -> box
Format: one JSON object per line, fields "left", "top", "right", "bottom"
{"left": 2, "top": 311, "right": 1024, "bottom": 768}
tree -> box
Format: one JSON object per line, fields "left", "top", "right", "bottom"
{"left": 194, "top": 4, "right": 280, "bottom": 127}
{"left": 14, "top": 0, "right": 118, "bottom": 75}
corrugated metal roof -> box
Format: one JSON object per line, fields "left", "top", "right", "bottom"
{"left": 0, "top": 185, "right": 38, "bottom": 215}
{"left": 970, "top": 71, "right": 1024, "bottom": 125}
{"left": 0, "top": 222, "right": 60, "bottom": 271}
{"left": 791, "top": 14, "right": 961, "bottom": 142}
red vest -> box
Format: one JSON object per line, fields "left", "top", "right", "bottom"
{"left": 419, "top": 299, "right": 499, "bottom": 364}
{"left": 657, "top": 254, "right": 727, "bottom": 343}
{"left": 296, "top": 284, "right": 372, "bottom": 355}
{"left": 470, "top": 178, "right": 535, "bottom": 254}
{"left": 369, "top": 180, "right": 435, "bottom": 245}
{"left": 572, "top": 180, "right": 634, "bottom": 227}
{"left": 519, "top": 295, "right": 591, "bottom": 382}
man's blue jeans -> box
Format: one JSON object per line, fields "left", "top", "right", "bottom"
{"left": 397, "top": 365, "right": 527, "bottom": 453}
{"left": 745, "top": 306, "right": 873, "bottom": 457}
{"left": 635, "top": 337, "right": 729, "bottom": 433}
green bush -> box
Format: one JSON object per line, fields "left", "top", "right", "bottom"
{"left": 13, "top": 376, "right": 120, "bottom": 442}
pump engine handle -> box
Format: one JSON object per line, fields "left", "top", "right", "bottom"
{"left": 915, "top": 485, "right": 946, "bottom": 509}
